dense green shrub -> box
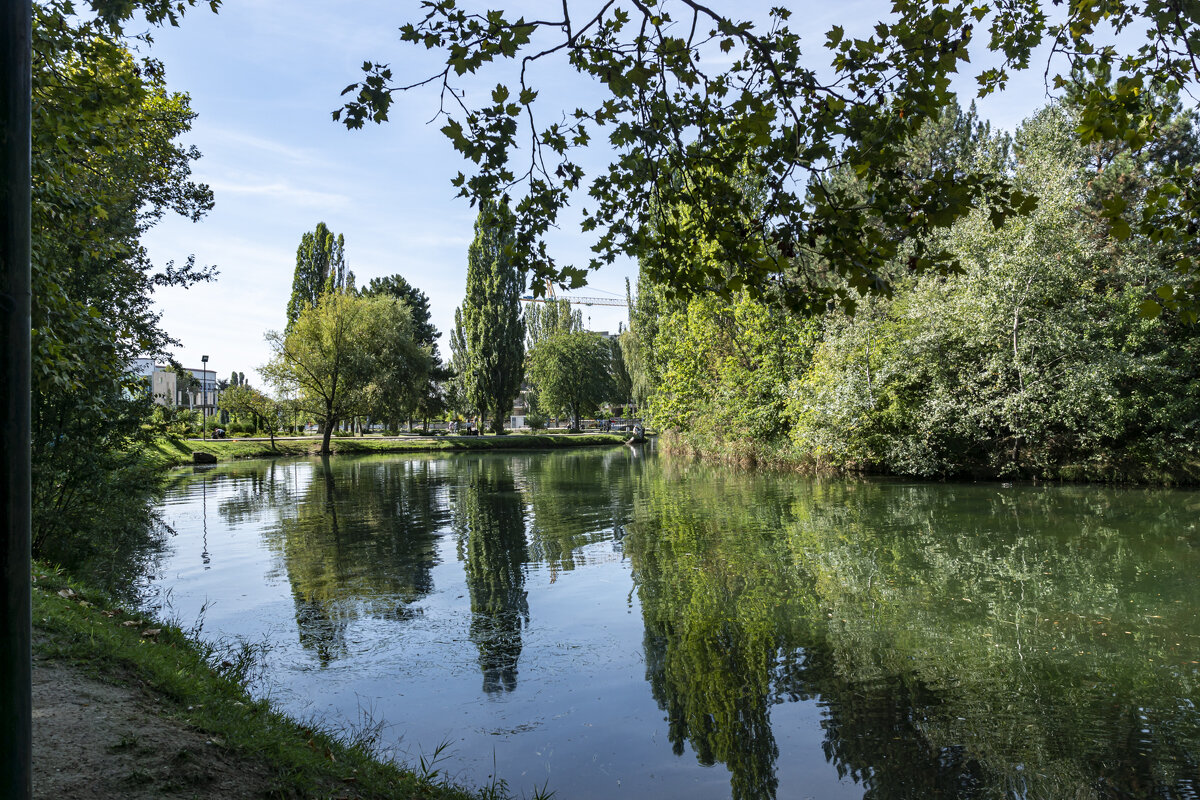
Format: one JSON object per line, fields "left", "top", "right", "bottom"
{"left": 638, "top": 102, "right": 1200, "bottom": 482}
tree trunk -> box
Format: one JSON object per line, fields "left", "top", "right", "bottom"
{"left": 321, "top": 406, "right": 335, "bottom": 455}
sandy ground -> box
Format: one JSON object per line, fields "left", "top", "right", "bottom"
{"left": 32, "top": 655, "right": 274, "bottom": 800}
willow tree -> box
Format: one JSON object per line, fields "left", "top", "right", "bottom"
{"left": 264, "top": 292, "right": 426, "bottom": 454}
{"left": 526, "top": 330, "right": 613, "bottom": 430}
{"left": 460, "top": 201, "right": 525, "bottom": 433}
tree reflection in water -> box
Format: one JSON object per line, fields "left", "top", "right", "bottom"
{"left": 626, "top": 462, "right": 1200, "bottom": 800}
{"left": 170, "top": 452, "right": 1200, "bottom": 799}
{"left": 261, "top": 456, "right": 450, "bottom": 665}
{"left": 454, "top": 458, "right": 530, "bottom": 693}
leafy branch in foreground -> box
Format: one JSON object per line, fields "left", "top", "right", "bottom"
{"left": 338, "top": 0, "right": 1200, "bottom": 320}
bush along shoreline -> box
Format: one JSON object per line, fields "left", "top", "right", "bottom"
{"left": 32, "top": 563, "right": 552, "bottom": 800}
{"left": 626, "top": 102, "right": 1200, "bottom": 488}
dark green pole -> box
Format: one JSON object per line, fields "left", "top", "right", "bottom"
{"left": 0, "top": 0, "right": 33, "bottom": 798}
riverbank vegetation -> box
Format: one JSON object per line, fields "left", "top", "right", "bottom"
{"left": 30, "top": 0, "right": 217, "bottom": 571}
{"left": 31, "top": 564, "right": 528, "bottom": 800}
{"left": 147, "top": 432, "right": 629, "bottom": 468}
{"left": 625, "top": 101, "right": 1200, "bottom": 484}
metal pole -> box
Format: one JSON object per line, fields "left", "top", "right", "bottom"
{"left": 1, "top": 1, "right": 33, "bottom": 797}
{"left": 201, "top": 354, "right": 208, "bottom": 440}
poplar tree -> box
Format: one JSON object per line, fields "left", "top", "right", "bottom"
{"left": 525, "top": 298, "right": 581, "bottom": 351}
{"left": 446, "top": 307, "right": 472, "bottom": 419}
{"left": 286, "top": 222, "right": 353, "bottom": 328}
{"left": 461, "top": 201, "right": 525, "bottom": 433}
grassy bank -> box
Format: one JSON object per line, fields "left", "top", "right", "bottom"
{"left": 148, "top": 432, "right": 629, "bottom": 468}
{"left": 33, "top": 563, "right": 544, "bottom": 800}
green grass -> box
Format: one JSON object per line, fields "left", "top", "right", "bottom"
{"left": 33, "top": 563, "right": 549, "bottom": 799}
{"left": 147, "top": 432, "right": 629, "bottom": 467}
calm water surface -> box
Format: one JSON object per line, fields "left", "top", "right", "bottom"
{"left": 145, "top": 447, "right": 1200, "bottom": 799}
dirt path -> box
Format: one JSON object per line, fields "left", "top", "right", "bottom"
{"left": 32, "top": 655, "right": 274, "bottom": 800}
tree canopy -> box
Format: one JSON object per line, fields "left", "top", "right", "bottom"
{"left": 638, "top": 99, "right": 1200, "bottom": 480}
{"left": 30, "top": 0, "right": 216, "bottom": 568}
{"left": 338, "top": 0, "right": 1200, "bottom": 321}
{"left": 263, "top": 292, "right": 427, "bottom": 454}
{"left": 526, "top": 330, "right": 614, "bottom": 430}
{"left": 525, "top": 298, "right": 582, "bottom": 351}
{"left": 220, "top": 382, "right": 285, "bottom": 443}
{"left": 362, "top": 274, "right": 451, "bottom": 426}
{"left": 362, "top": 274, "right": 441, "bottom": 349}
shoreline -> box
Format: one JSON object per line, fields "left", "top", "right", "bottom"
{"left": 148, "top": 431, "right": 632, "bottom": 468}
{"left": 32, "top": 563, "right": 541, "bottom": 800}
{"left": 655, "top": 430, "right": 1200, "bottom": 488}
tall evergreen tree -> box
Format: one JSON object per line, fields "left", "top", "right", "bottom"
{"left": 461, "top": 201, "right": 526, "bottom": 433}
{"left": 362, "top": 274, "right": 440, "bottom": 350}
{"left": 286, "top": 222, "right": 353, "bottom": 328}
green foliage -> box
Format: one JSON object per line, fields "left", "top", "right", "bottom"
{"left": 648, "top": 292, "right": 819, "bottom": 465}
{"left": 151, "top": 405, "right": 200, "bottom": 438}
{"left": 263, "top": 292, "right": 428, "bottom": 455}
{"left": 361, "top": 273, "right": 440, "bottom": 348}
{"left": 785, "top": 103, "right": 1200, "bottom": 480}
{"left": 286, "top": 222, "right": 353, "bottom": 329}
{"left": 338, "top": 0, "right": 1200, "bottom": 318}
{"left": 623, "top": 274, "right": 665, "bottom": 408}
{"left": 361, "top": 273, "right": 452, "bottom": 425}
{"left": 525, "top": 298, "right": 581, "bottom": 351}
{"left": 220, "top": 384, "right": 282, "bottom": 445}
{"left": 446, "top": 306, "right": 473, "bottom": 418}
{"left": 641, "top": 100, "right": 1200, "bottom": 480}
{"left": 459, "top": 201, "right": 526, "bottom": 433}
{"left": 31, "top": 0, "right": 215, "bottom": 564}
{"left": 608, "top": 334, "right": 633, "bottom": 407}
{"left": 526, "top": 331, "right": 614, "bottom": 430}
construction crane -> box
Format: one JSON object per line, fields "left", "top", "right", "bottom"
{"left": 519, "top": 293, "right": 626, "bottom": 307}
{"left": 519, "top": 278, "right": 627, "bottom": 307}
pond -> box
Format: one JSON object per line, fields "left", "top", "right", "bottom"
{"left": 145, "top": 446, "right": 1200, "bottom": 799}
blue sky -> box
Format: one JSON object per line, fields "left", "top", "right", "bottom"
{"left": 140, "top": 1, "right": 1060, "bottom": 383}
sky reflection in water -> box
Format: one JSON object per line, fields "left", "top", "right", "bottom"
{"left": 147, "top": 448, "right": 1200, "bottom": 800}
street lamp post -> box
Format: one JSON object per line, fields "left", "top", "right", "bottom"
{"left": 201, "top": 354, "right": 209, "bottom": 441}
{"left": 2, "top": 4, "right": 33, "bottom": 797}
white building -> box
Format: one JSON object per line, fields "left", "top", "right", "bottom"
{"left": 177, "top": 367, "right": 219, "bottom": 415}
{"left": 129, "top": 358, "right": 177, "bottom": 407}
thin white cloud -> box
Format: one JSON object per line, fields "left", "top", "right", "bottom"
{"left": 207, "top": 180, "right": 350, "bottom": 209}
{"left": 203, "top": 126, "right": 333, "bottom": 168}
